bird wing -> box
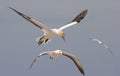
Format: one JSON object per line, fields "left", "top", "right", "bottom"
{"left": 9, "top": 7, "right": 52, "bottom": 33}
{"left": 58, "top": 9, "right": 88, "bottom": 31}
{"left": 90, "top": 38, "right": 103, "bottom": 44}
{"left": 29, "top": 51, "right": 50, "bottom": 69}
{"left": 102, "top": 43, "right": 113, "bottom": 54}
{"left": 62, "top": 51, "right": 85, "bottom": 75}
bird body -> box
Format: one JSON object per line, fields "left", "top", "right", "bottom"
{"left": 9, "top": 7, "right": 88, "bottom": 45}
{"left": 29, "top": 50, "right": 85, "bottom": 75}
{"left": 50, "top": 50, "right": 63, "bottom": 59}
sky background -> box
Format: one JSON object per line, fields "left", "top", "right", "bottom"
{"left": 0, "top": 0, "right": 120, "bottom": 76}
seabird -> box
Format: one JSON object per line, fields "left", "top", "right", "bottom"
{"left": 29, "top": 50, "right": 85, "bottom": 75}
{"left": 9, "top": 7, "right": 88, "bottom": 45}
{"left": 89, "top": 38, "right": 112, "bottom": 54}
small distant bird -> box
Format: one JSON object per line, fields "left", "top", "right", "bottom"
{"left": 9, "top": 7, "right": 88, "bottom": 45}
{"left": 89, "top": 38, "right": 112, "bottom": 54}
{"left": 29, "top": 50, "right": 85, "bottom": 75}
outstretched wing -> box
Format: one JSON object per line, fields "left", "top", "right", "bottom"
{"left": 9, "top": 7, "right": 52, "bottom": 33}
{"left": 29, "top": 51, "right": 50, "bottom": 69}
{"left": 59, "top": 9, "right": 88, "bottom": 31}
{"left": 62, "top": 51, "right": 85, "bottom": 75}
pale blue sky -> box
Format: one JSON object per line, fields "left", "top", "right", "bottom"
{"left": 0, "top": 0, "right": 120, "bottom": 76}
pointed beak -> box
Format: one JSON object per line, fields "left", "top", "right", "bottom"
{"left": 61, "top": 35, "right": 65, "bottom": 43}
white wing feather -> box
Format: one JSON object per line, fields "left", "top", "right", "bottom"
{"left": 58, "top": 22, "right": 77, "bottom": 30}
{"left": 92, "top": 38, "right": 103, "bottom": 44}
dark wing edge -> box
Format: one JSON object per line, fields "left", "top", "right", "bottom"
{"left": 9, "top": 7, "right": 44, "bottom": 29}
{"left": 62, "top": 51, "right": 85, "bottom": 75}
{"left": 71, "top": 9, "right": 88, "bottom": 23}
{"left": 29, "top": 52, "right": 49, "bottom": 69}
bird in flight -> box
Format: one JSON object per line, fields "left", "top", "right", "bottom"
{"left": 29, "top": 50, "right": 85, "bottom": 75}
{"left": 89, "top": 38, "right": 113, "bottom": 54}
{"left": 9, "top": 7, "right": 88, "bottom": 45}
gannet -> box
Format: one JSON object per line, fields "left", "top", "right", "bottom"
{"left": 9, "top": 7, "right": 88, "bottom": 45}
{"left": 89, "top": 38, "right": 112, "bottom": 54}
{"left": 29, "top": 50, "right": 85, "bottom": 75}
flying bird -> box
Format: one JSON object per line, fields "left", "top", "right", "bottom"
{"left": 89, "top": 38, "right": 112, "bottom": 54}
{"left": 29, "top": 50, "right": 85, "bottom": 75}
{"left": 9, "top": 7, "right": 88, "bottom": 45}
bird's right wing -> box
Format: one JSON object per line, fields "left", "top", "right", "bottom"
{"left": 29, "top": 51, "right": 50, "bottom": 69}
{"left": 62, "top": 51, "right": 85, "bottom": 75}
{"left": 9, "top": 7, "right": 52, "bottom": 33}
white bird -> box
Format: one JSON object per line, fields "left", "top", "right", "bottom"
{"left": 29, "top": 50, "right": 85, "bottom": 75}
{"left": 89, "top": 38, "right": 112, "bottom": 54}
{"left": 9, "top": 7, "right": 88, "bottom": 45}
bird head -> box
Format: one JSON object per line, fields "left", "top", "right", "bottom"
{"left": 55, "top": 50, "right": 63, "bottom": 55}
{"left": 58, "top": 30, "right": 65, "bottom": 42}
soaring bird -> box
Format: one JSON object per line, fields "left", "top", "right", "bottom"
{"left": 29, "top": 50, "right": 85, "bottom": 75}
{"left": 89, "top": 38, "right": 112, "bottom": 54}
{"left": 9, "top": 7, "right": 88, "bottom": 45}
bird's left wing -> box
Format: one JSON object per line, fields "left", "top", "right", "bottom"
{"left": 9, "top": 7, "right": 52, "bottom": 33}
{"left": 29, "top": 51, "right": 50, "bottom": 69}
{"left": 62, "top": 51, "right": 85, "bottom": 75}
{"left": 58, "top": 9, "right": 88, "bottom": 31}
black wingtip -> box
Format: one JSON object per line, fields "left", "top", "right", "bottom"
{"left": 9, "top": 7, "right": 22, "bottom": 15}
{"left": 9, "top": 7, "right": 32, "bottom": 22}
{"left": 9, "top": 7, "right": 16, "bottom": 12}
{"left": 78, "top": 64, "right": 85, "bottom": 75}
{"left": 9, "top": 7, "right": 12, "bottom": 9}
{"left": 29, "top": 58, "right": 37, "bottom": 69}
{"left": 81, "top": 9, "right": 88, "bottom": 18}
{"left": 72, "top": 9, "right": 88, "bottom": 23}
{"left": 9, "top": 7, "right": 17, "bottom": 12}
{"left": 81, "top": 70, "right": 85, "bottom": 76}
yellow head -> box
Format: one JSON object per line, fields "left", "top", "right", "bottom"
{"left": 58, "top": 30, "right": 65, "bottom": 42}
